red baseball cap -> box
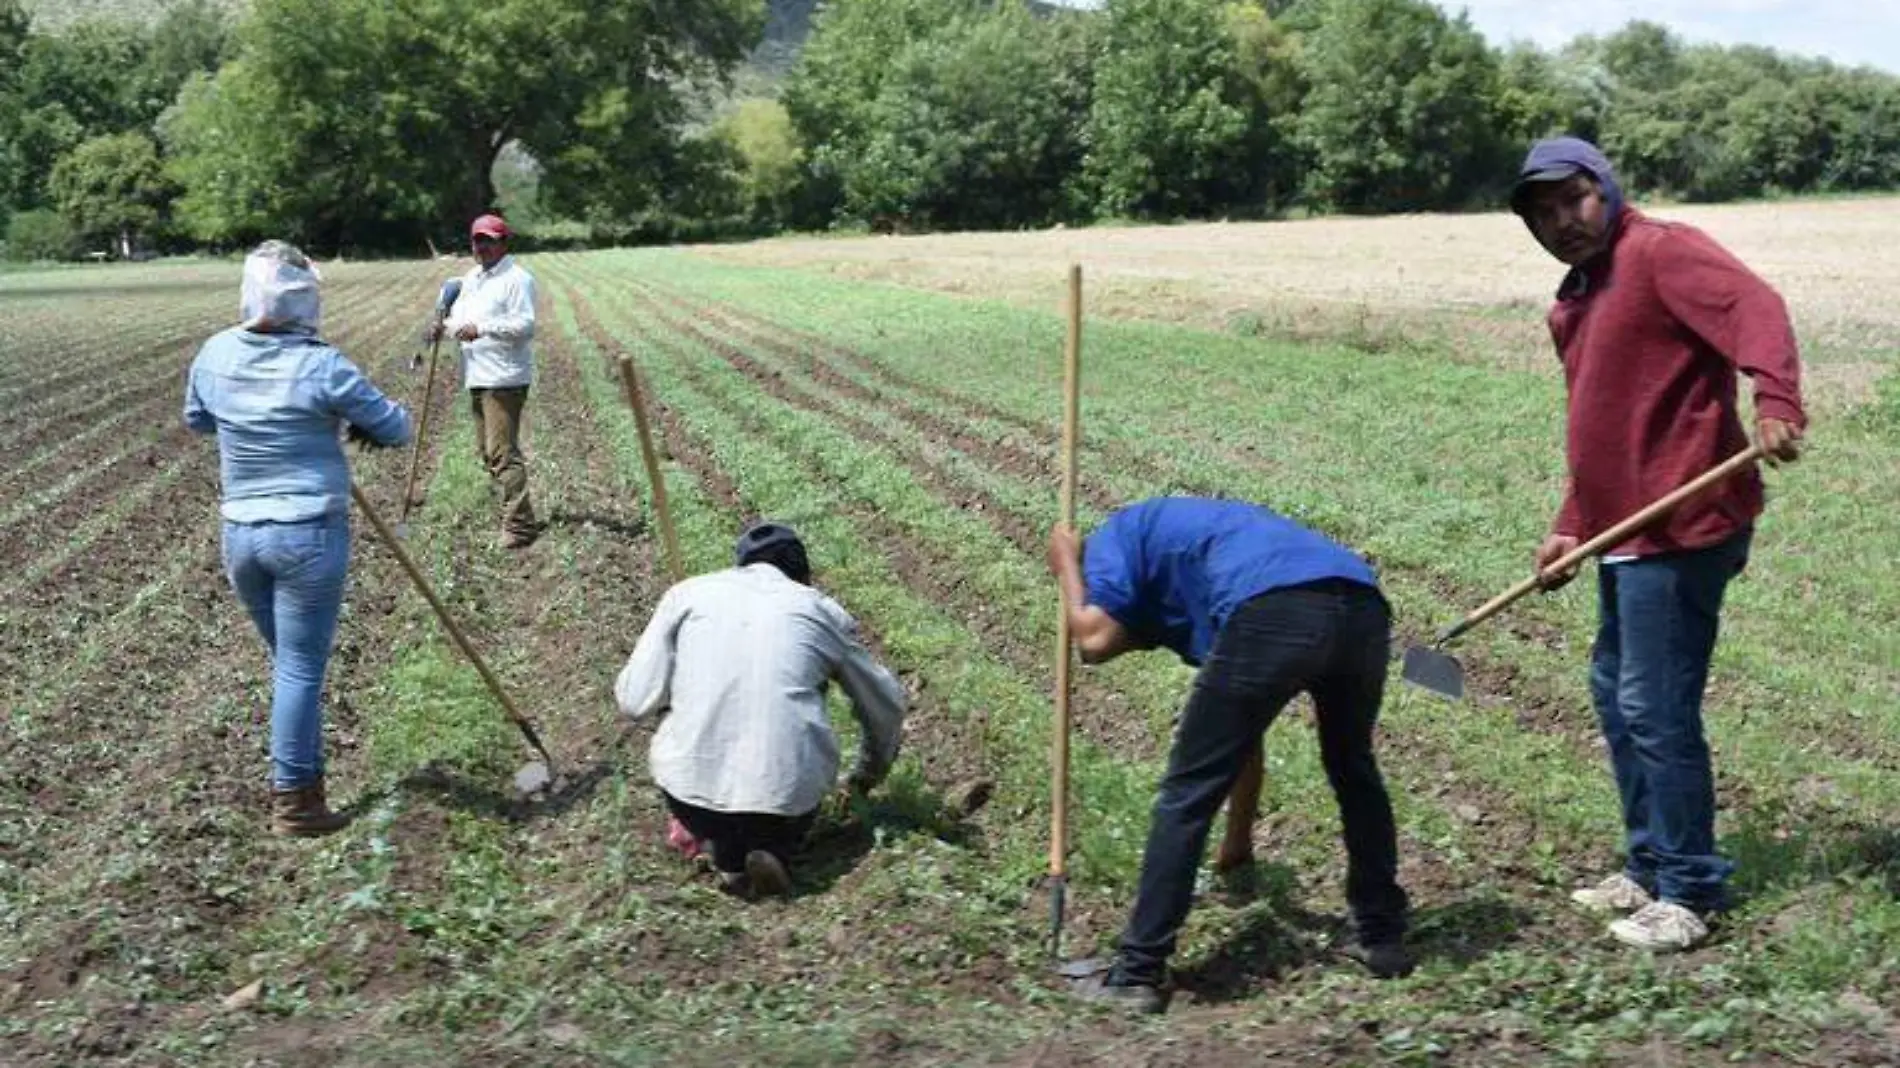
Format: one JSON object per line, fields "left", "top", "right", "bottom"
{"left": 470, "top": 214, "right": 511, "bottom": 239}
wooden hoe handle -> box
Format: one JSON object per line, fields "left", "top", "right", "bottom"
{"left": 617, "top": 356, "right": 685, "bottom": 586}
{"left": 1438, "top": 443, "right": 1767, "bottom": 645}
{"left": 1051, "top": 264, "right": 1082, "bottom": 881}
{"left": 399, "top": 336, "right": 444, "bottom": 523}
{"left": 350, "top": 480, "right": 554, "bottom": 764}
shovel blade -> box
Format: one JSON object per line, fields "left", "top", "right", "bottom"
{"left": 1401, "top": 645, "right": 1466, "bottom": 701}
{"left": 513, "top": 760, "right": 553, "bottom": 797}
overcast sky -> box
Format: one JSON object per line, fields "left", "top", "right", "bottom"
{"left": 1041, "top": 0, "right": 1900, "bottom": 75}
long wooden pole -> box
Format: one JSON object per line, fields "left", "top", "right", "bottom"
{"left": 1434, "top": 443, "right": 1768, "bottom": 646}
{"left": 350, "top": 481, "right": 553, "bottom": 767}
{"left": 1049, "top": 263, "right": 1082, "bottom": 957}
{"left": 616, "top": 355, "right": 684, "bottom": 585}
{"left": 398, "top": 335, "right": 444, "bottom": 526}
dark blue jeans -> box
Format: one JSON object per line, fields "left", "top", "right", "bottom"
{"left": 1590, "top": 529, "right": 1751, "bottom": 912}
{"left": 1115, "top": 580, "right": 1407, "bottom": 986}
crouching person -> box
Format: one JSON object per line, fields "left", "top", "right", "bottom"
{"left": 1047, "top": 496, "right": 1412, "bottom": 1013}
{"left": 184, "top": 240, "right": 413, "bottom": 837}
{"left": 614, "top": 522, "right": 907, "bottom": 898}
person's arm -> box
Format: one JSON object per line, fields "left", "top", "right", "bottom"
{"left": 1653, "top": 228, "right": 1807, "bottom": 462}
{"left": 326, "top": 351, "right": 412, "bottom": 447}
{"left": 825, "top": 603, "right": 907, "bottom": 792}
{"left": 1536, "top": 478, "right": 1584, "bottom": 590}
{"left": 183, "top": 365, "right": 216, "bottom": 435}
{"left": 1046, "top": 524, "right": 1141, "bottom": 665}
{"left": 615, "top": 586, "right": 687, "bottom": 720}
{"left": 479, "top": 272, "right": 537, "bottom": 344}
{"left": 1552, "top": 477, "right": 1582, "bottom": 539}
{"left": 442, "top": 274, "right": 477, "bottom": 341}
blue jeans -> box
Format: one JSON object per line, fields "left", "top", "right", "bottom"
{"left": 221, "top": 514, "right": 350, "bottom": 790}
{"left": 1591, "top": 529, "right": 1751, "bottom": 912}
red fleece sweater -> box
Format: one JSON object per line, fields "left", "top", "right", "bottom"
{"left": 1548, "top": 209, "right": 1806, "bottom": 556}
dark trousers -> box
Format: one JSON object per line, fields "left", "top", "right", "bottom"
{"left": 1590, "top": 529, "right": 1750, "bottom": 911}
{"left": 663, "top": 793, "right": 815, "bottom": 876}
{"left": 1117, "top": 580, "right": 1408, "bottom": 985}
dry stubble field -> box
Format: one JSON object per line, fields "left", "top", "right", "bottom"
{"left": 704, "top": 196, "right": 1900, "bottom": 408}
{"left": 2, "top": 198, "right": 1898, "bottom": 1067}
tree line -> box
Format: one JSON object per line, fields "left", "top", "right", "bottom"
{"left": 4, "top": 0, "right": 1899, "bottom": 261}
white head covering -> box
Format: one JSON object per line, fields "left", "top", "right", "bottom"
{"left": 238, "top": 239, "right": 323, "bottom": 334}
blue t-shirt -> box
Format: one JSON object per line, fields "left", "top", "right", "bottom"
{"left": 1082, "top": 497, "right": 1378, "bottom": 666}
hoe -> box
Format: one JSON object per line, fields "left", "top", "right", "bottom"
{"left": 352, "top": 480, "right": 556, "bottom": 796}
{"left": 1401, "top": 443, "right": 1769, "bottom": 701}
{"left": 397, "top": 278, "right": 462, "bottom": 539}
{"left": 1048, "top": 263, "right": 1082, "bottom": 960}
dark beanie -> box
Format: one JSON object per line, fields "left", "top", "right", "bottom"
{"left": 735, "top": 521, "right": 811, "bottom": 584}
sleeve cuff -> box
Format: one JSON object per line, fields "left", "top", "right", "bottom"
{"left": 1755, "top": 396, "right": 1806, "bottom": 428}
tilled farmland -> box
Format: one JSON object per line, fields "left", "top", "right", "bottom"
{"left": 2, "top": 247, "right": 1896, "bottom": 1067}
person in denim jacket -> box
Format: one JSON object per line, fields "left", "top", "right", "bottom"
{"left": 184, "top": 240, "right": 412, "bottom": 837}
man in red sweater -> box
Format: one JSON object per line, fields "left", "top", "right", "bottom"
{"left": 1510, "top": 136, "right": 1804, "bottom": 951}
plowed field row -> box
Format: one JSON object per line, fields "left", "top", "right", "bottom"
{"left": 1, "top": 264, "right": 444, "bottom": 1059}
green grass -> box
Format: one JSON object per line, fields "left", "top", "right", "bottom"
{"left": 532, "top": 251, "right": 1900, "bottom": 1062}
{"left": 4, "top": 251, "right": 1896, "bottom": 1066}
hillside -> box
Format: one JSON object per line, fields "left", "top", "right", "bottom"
{"left": 21, "top": 0, "right": 240, "bottom": 30}
{"left": 22, "top": 0, "right": 1051, "bottom": 80}
{"left": 22, "top": 0, "right": 820, "bottom": 54}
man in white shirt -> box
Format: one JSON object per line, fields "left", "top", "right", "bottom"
{"left": 614, "top": 523, "right": 908, "bottom": 898}
{"left": 434, "top": 213, "right": 540, "bottom": 549}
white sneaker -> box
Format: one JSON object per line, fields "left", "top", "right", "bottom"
{"left": 1569, "top": 873, "right": 1654, "bottom": 913}
{"left": 1610, "top": 901, "right": 1709, "bottom": 951}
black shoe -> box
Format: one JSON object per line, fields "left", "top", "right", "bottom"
{"left": 744, "top": 850, "right": 791, "bottom": 898}
{"left": 1345, "top": 939, "right": 1415, "bottom": 979}
{"left": 1060, "top": 958, "right": 1167, "bottom": 1015}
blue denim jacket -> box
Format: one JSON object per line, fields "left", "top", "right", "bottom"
{"left": 184, "top": 328, "right": 412, "bottom": 523}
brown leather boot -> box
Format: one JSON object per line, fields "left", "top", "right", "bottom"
{"left": 271, "top": 780, "right": 351, "bottom": 838}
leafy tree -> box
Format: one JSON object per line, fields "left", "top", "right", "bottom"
{"left": 1597, "top": 21, "right": 1686, "bottom": 96}
{"left": 138, "top": 0, "right": 232, "bottom": 115}
{"left": 715, "top": 98, "right": 808, "bottom": 227}
{"left": 842, "top": 5, "right": 1093, "bottom": 229}
{"left": 1820, "top": 71, "right": 1900, "bottom": 191}
{"left": 3, "top": 20, "right": 147, "bottom": 211}
{"left": 1082, "top": 0, "right": 1261, "bottom": 219}
{"left": 782, "top": 0, "right": 1095, "bottom": 231}
{"left": 0, "top": 0, "right": 24, "bottom": 86}
{"left": 49, "top": 131, "right": 171, "bottom": 256}
{"left": 782, "top": 0, "right": 981, "bottom": 225}
{"left": 1292, "top": 0, "right": 1506, "bottom": 211}
{"left": 1496, "top": 42, "right": 1605, "bottom": 146}
{"left": 1222, "top": 1, "right": 1307, "bottom": 210}
{"left": 163, "top": 0, "right": 763, "bottom": 252}
{"left": 3, "top": 207, "right": 77, "bottom": 261}
{"left": 0, "top": 6, "right": 224, "bottom": 216}
{"left": 0, "top": 0, "right": 29, "bottom": 227}
{"left": 160, "top": 62, "right": 294, "bottom": 246}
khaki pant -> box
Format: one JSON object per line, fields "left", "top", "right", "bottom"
{"left": 469, "top": 386, "right": 537, "bottom": 538}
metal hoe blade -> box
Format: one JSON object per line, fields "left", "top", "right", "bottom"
{"left": 1401, "top": 645, "right": 1466, "bottom": 701}
{"left": 513, "top": 760, "right": 553, "bottom": 797}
